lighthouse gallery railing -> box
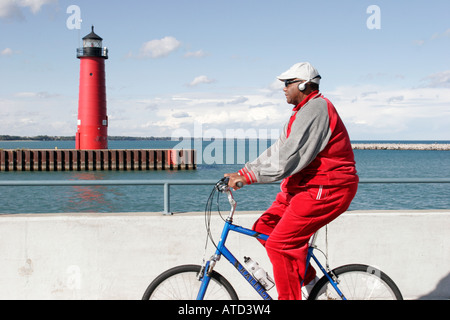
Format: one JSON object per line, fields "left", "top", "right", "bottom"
{"left": 76, "top": 47, "right": 108, "bottom": 58}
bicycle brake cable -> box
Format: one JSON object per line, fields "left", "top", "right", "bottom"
{"left": 203, "top": 181, "right": 219, "bottom": 254}
{"left": 215, "top": 188, "right": 227, "bottom": 223}
{"left": 202, "top": 179, "right": 230, "bottom": 265}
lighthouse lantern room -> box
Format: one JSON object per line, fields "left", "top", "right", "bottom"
{"left": 76, "top": 26, "right": 109, "bottom": 150}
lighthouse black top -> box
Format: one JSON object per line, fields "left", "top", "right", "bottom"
{"left": 83, "top": 26, "right": 103, "bottom": 41}
{"left": 77, "top": 26, "right": 108, "bottom": 59}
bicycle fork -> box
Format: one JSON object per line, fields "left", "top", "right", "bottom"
{"left": 196, "top": 220, "right": 231, "bottom": 300}
{"left": 197, "top": 259, "right": 216, "bottom": 300}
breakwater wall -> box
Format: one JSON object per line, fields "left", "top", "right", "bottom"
{"left": 352, "top": 143, "right": 450, "bottom": 150}
{"left": 0, "top": 210, "right": 448, "bottom": 300}
{"left": 0, "top": 149, "right": 196, "bottom": 171}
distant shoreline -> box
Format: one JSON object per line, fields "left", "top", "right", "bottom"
{"left": 0, "top": 135, "right": 171, "bottom": 141}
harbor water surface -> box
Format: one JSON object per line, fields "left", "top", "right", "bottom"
{"left": 0, "top": 140, "right": 449, "bottom": 214}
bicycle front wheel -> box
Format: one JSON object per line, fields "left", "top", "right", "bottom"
{"left": 308, "top": 264, "right": 403, "bottom": 300}
{"left": 142, "top": 264, "right": 238, "bottom": 300}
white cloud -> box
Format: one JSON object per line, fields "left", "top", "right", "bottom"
{"left": 327, "top": 83, "right": 450, "bottom": 139}
{"left": 2, "top": 73, "right": 449, "bottom": 140}
{"left": 431, "top": 28, "right": 450, "bottom": 40}
{"left": 412, "top": 40, "right": 425, "bottom": 46}
{"left": 1, "top": 48, "right": 13, "bottom": 56}
{"left": 14, "top": 91, "right": 59, "bottom": 98}
{"left": 172, "top": 111, "right": 190, "bottom": 119}
{"left": 423, "top": 70, "right": 450, "bottom": 88}
{"left": 105, "top": 90, "right": 286, "bottom": 137}
{"left": 386, "top": 95, "right": 404, "bottom": 104}
{"left": 0, "top": 0, "right": 57, "bottom": 20}
{"left": 0, "top": 0, "right": 19, "bottom": 19}
{"left": 184, "top": 50, "right": 209, "bottom": 58}
{"left": 138, "top": 36, "right": 181, "bottom": 59}
{"left": 0, "top": 92, "right": 76, "bottom": 136}
{"left": 413, "top": 28, "right": 450, "bottom": 46}
{"left": 224, "top": 96, "right": 248, "bottom": 105}
{"left": 187, "top": 75, "right": 215, "bottom": 87}
{"left": 20, "top": 0, "right": 56, "bottom": 13}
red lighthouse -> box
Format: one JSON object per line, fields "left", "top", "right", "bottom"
{"left": 76, "top": 26, "right": 108, "bottom": 150}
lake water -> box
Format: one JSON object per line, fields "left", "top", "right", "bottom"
{"left": 0, "top": 140, "right": 449, "bottom": 214}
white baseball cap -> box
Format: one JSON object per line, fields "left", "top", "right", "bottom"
{"left": 277, "top": 62, "right": 321, "bottom": 84}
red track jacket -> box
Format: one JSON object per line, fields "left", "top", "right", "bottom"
{"left": 239, "top": 91, "right": 358, "bottom": 193}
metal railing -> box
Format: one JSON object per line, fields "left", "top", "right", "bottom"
{"left": 1, "top": 178, "right": 449, "bottom": 215}
{"left": 76, "top": 47, "right": 108, "bottom": 59}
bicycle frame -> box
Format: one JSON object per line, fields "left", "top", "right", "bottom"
{"left": 197, "top": 219, "right": 272, "bottom": 300}
{"left": 196, "top": 183, "right": 347, "bottom": 300}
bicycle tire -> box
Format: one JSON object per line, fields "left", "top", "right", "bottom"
{"left": 142, "top": 264, "right": 239, "bottom": 300}
{"left": 308, "top": 264, "right": 403, "bottom": 300}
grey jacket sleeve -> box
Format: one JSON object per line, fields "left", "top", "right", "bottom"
{"left": 243, "top": 98, "right": 331, "bottom": 184}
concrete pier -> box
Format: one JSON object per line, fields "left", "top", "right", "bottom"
{"left": 0, "top": 149, "right": 196, "bottom": 171}
{"left": 0, "top": 210, "right": 448, "bottom": 300}
{"left": 352, "top": 143, "right": 450, "bottom": 151}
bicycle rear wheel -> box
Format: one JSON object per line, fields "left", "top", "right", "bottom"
{"left": 308, "top": 264, "right": 403, "bottom": 300}
{"left": 142, "top": 264, "right": 238, "bottom": 300}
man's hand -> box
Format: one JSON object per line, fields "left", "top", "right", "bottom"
{"left": 224, "top": 172, "right": 247, "bottom": 190}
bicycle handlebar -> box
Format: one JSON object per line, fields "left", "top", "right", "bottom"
{"left": 217, "top": 177, "right": 243, "bottom": 191}
{"left": 212, "top": 178, "right": 238, "bottom": 221}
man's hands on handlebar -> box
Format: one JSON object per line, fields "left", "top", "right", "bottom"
{"left": 224, "top": 172, "right": 247, "bottom": 190}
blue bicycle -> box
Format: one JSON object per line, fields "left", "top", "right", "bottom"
{"left": 142, "top": 178, "right": 403, "bottom": 300}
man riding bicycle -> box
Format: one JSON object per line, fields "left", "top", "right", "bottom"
{"left": 225, "top": 62, "right": 359, "bottom": 300}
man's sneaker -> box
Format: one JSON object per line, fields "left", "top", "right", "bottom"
{"left": 301, "top": 276, "right": 319, "bottom": 299}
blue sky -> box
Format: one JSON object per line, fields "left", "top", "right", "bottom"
{"left": 0, "top": 0, "right": 449, "bottom": 140}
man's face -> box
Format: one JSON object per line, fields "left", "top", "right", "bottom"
{"left": 283, "top": 79, "right": 306, "bottom": 106}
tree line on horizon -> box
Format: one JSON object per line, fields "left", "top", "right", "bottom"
{"left": 0, "top": 135, "right": 172, "bottom": 141}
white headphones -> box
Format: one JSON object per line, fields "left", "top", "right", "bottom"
{"left": 298, "top": 81, "right": 308, "bottom": 91}
{"left": 298, "top": 75, "right": 321, "bottom": 91}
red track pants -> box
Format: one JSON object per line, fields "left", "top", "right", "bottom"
{"left": 252, "top": 183, "right": 358, "bottom": 300}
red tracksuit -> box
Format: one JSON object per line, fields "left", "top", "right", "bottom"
{"left": 239, "top": 91, "right": 358, "bottom": 300}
